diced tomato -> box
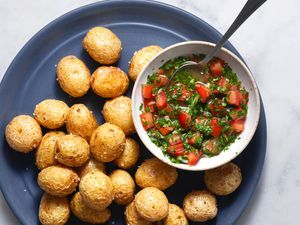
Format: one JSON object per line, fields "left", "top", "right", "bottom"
{"left": 208, "top": 99, "right": 227, "bottom": 116}
{"left": 210, "top": 59, "right": 224, "bottom": 77}
{"left": 230, "top": 85, "right": 238, "bottom": 91}
{"left": 230, "top": 119, "right": 245, "bottom": 133}
{"left": 178, "top": 111, "right": 191, "bottom": 129}
{"left": 178, "top": 89, "right": 191, "bottom": 101}
{"left": 140, "top": 113, "right": 154, "bottom": 130}
{"left": 153, "top": 75, "right": 169, "bottom": 87}
{"left": 186, "top": 151, "right": 202, "bottom": 165}
{"left": 240, "top": 91, "right": 249, "bottom": 105}
{"left": 157, "top": 69, "right": 165, "bottom": 75}
{"left": 156, "top": 90, "right": 167, "bottom": 109}
{"left": 164, "top": 104, "right": 173, "bottom": 113}
{"left": 187, "top": 131, "right": 202, "bottom": 146}
{"left": 195, "top": 83, "right": 210, "bottom": 103}
{"left": 229, "top": 107, "right": 244, "bottom": 120}
{"left": 167, "top": 143, "right": 184, "bottom": 157}
{"left": 169, "top": 134, "right": 182, "bottom": 145}
{"left": 211, "top": 118, "right": 222, "bottom": 138}
{"left": 227, "top": 91, "right": 241, "bottom": 106}
{"left": 155, "top": 123, "right": 173, "bottom": 136}
{"left": 144, "top": 99, "right": 155, "bottom": 112}
{"left": 142, "top": 84, "right": 154, "bottom": 99}
{"left": 202, "top": 139, "right": 219, "bottom": 155}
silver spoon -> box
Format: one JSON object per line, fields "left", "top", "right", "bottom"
{"left": 167, "top": 0, "right": 267, "bottom": 86}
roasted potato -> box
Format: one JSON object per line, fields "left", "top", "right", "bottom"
{"left": 134, "top": 187, "right": 169, "bottom": 222}
{"left": 83, "top": 27, "right": 121, "bottom": 65}
{"left": 70, "top": 192, "right": 111, "bottom": 224}
{"left": 162, "top": 204, "right": 188, "bottom": 225}
{"left": 5, "top": 115, "right": 42, "bottom": 153}
{"left": 204, "top": 162, "right": 242, "bottom": 196}
{"left": 57, "top": 55, "right": 91, "bottom": 97}
{"left": 38, "top": 166, "right": 79, "bottom": 197}
{"left": 135, "top": 158, "right": 178, "bottom": 190}
{"left": 56, "top": 134, "right": 90, "bottom": 167}
{"left": 39, "top": 193, "right": 70, "bottom": 225}
{"left": 90, "top": 123, "right": 125, "bottom": 162}
{"left": 114, "top": 138, "right": 140, "bottom": 169}
{"left": 109, "top": 170, "right": 135, "bottom": 205}
{"left": 102, "top": 96, "right": 135, "bottom": 135}
{"left": 34, "top": 99, "right": 69, "bottom": 129}
{"left": 91, "top": 66, "right": 129, "bottom": 98}
{"left": 76, "top": 157, "right": 106, "bottom": 178}
{"left": 66, "top": 104, "right": 98, "bottom": 141}
{"left": 79, "top": 171, "right": 114, "bottom": 210}
{"left": 36, "top": 131, "right": 65, "bottom": 170}
{"left": 125, "top": 202, "right": 153, "bottom": 225}
{"left": 183, "top": 190, "right": 217, "bottom": 222}
{"left": 128, "top": 45, "right": 163, "bottom": 81}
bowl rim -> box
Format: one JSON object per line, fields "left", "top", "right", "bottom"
{"left": 132, "top": 40, "right": 261, "bottom": 171}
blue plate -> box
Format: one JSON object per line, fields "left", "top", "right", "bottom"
{"left": 0, "top": 1, "right": 266, "bottom": 224}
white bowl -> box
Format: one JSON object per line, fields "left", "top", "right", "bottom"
{"left": 132, "top": 41, "right": 260, "bottom": 171}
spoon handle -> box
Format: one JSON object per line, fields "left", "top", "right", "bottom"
{"left": 201, "top": 0, "right": 267, "bottom": 65}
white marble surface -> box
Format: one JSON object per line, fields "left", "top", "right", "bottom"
{"left": 1, "top": 0, "right": 300, "bottom": 224}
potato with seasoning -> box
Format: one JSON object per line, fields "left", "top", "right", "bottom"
{"left": 34, "top": 99, "right": 69, "bottom": 129}
{"left": 66, "top": 104, "right": 98, "bottom": 141}
{"left": 38, "top": 166, "right": 79, "bottom": 197}
{"left": 91, "top": 66, "right": 129, "bottom": 98}
{"left": 5, "top": 115, "right": 42, "bottom": 153}
{"left": 125, "top": 202, "right": 153, "bottom": 225}
{"left": 90, "top": 123, "right": 125, "bottom": 162}
{"left": 39, "top": 193, "right": 70, "bottom": 225}
{"left": 135, "top": 158, "right": 178, "bottom": 190}
{"left": 76, "top": 157, "right": 106, "bottom": 178}
{"left": 70, "top": 192, "right": 111, "bottom": 224}
{"left": 79, "top": 171, "right": 114, "bottom": 210}
{"left": 57, "top": 55, "right": 91, "bottom": 97}
{"left": 183, "top": 190, "right": 217, "bottom": 222}
{"left": 114, "top": 138, "right": 140, "bottom": 169}
{"left": 162, "top": 204, "right": 188, "bottom": 225}
{"left": 36, "top": 131, "right": 65, "bottom": 170}
{"left": 102, "top": 96, "right": 135, "bottom": 135}
{"left": 83, "top": 27, "right": 122, "bottom": 65}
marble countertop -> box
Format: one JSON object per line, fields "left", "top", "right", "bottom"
{"left": 1, "top": 0, "right": 299, "bottom": 224}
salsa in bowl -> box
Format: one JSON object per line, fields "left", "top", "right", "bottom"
{"left": 132, "top": 41, "right": 260, "bottom": 171}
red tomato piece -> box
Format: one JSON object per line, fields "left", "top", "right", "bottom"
{"left": 209, "top": 99, "right": 227, "bottom": 116}
{"left": 227, "top": 91, "right": 241, "bottom": 106}
{"left": 210, "top": 59, "right": 224, "bottom": 77}
{"left": 178, "top": 89, "right": 191, "bottom": 101}
{"left": 178, "top": 111, "right": 191, "bottom": 129}
{"left": 186, "top": 151, "right": 202, "bottom": 165}
{"left": 211, "top": 118, "right": 222, "bottom": 138}
{"left": 157, "top": 69, "right": 165, "bottom": 75}
{"left": 140, "top": 113, "right": 154, "bottom": 130}
{"left": 156, "top": 90, "right": 167, "bottom": 109}
{"left": 229, "top": 107, "right": 244, "bottom": 120}
{"left": 195, "top": 83, "right": 210, "bottom": 103}
{"left": 142, "top": 84, "right": 154, "bottom": 99}
{"left": 167, "top": 143, "right": 185, "bottom": 157}
{"left": 154, "top": 75, "right": 169, "bottom": 87}
{"left": 187, "top": 131, "right": 202, "bottom": 146}
{"left": 155, "top": 123, "right": 173, "bottom": 136}
{"left": 144, "top": 99, "right": 155, "bottom": 112}
{"left": 230, "top": 119, "right": 245, "bottom": 133}
{"left": 169, "top": 134, "right": 182, "bottom": 145}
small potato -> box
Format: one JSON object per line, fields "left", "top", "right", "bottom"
{"left": 38, "top": 166, "right": 79, "bottom": 197}
{"left": 125, "top": 202, "right": 153, "bottom": 225}
{"left": 79, "top": 171, "right": 114, "bottom": 210}
{"left": 102, "top": 96, "right": 135, "bottom": 135}
{"left": 204, "top": 162, "right": 242, "bottom": 196}
{"left": 34, "top": 99, "right": 69, "bottom": 129}
{"left": 114, "top": 138, "right": 140, "bottom": 169}
{"left": 135, "top": 158, "right": 178, "bottom": 190}
{"left": 91, "top": 66, "right": 129, "bottom": 98}
{"left": 70, "top": 192, "right": 111, "bottom": 224}
{"left": 90, "top": 123, "right": 125, "bottom": 162}
{"left": 128, "top": 45, "right": 163, "bottom": 81}
{"left": 134, "top": 187, "right": 169, "bottom": 222}
{"left": 83, "top": 27, "right": 122, "bottom": 65}
{"left": 36, "top": 131, "right": 65, "bottom": 170}
{"left": 57, "top": 55, "right": 91, "bottom": 97}
{"left": 76, "top": 157, "right": 106, "bottom": 178}
{"left": 183, "top": 190, "right": 217, "bottom": 222}
{"left": 39, "top": 193, "right": 70, "bottom": 225}
{"left": 5, "top": 115, "right": 42, "bottom": 153}
{"left": 109, "top": 170, "right": 135, "bottom": 205}
{"left": 162, "top": 204, "right": 188, "bottom": 225}
{"left": 66, "top": 104, "right": 98, "bottom": 141}
{"left": 56, "top": 134, "right": 90, "bottom": 167}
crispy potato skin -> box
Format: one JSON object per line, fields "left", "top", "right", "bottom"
{"left": 91, "top": 66, "right": 129, "bottom": 98}
{"left": 34, "top": 99, "right": 69, "bottom": 129}
{"left": 204, "top": 162, "right": 242, "bottom": 196}
{"left": 125, "top": 202, "right": 154, "bottom": 225}
{"left": 70, "top": 192, "right": 111, "bottom": 224}
{"left": 162, "top": 204, "right": 188, "bottom": 225}
{"left": 102, "top": 96, "right": 135, "bottom": 135}
{"left": 56, "top": 134, "right": 90, "bottom": 167}
{"left": 57, "top": 55, "right": 91, "bottom": 97}
{"left": 76, "top": 157, "right": 106, "bottom": 178}
{"left": 37, "top": 166, "right": 79, "bottom": 197}
{"left": 183, "top": 190, "right": 217, "bottom": 222}
{"left": 36, "top": 131, "right": 65, "bottom": 170}
{"left": 134, "top": 187, "right": 169, "bottom": 222}
{"left": 135, "top": 158, "right": 178, "bottom": 190}
{"left": 83, "top": 27, "right": 122, "bottom": 65}
{"left": 109, "top": 170, "right": 135, "bottom": 205}
{"left": 128, "top": 45, "right": 162, "bottom": 81}
{"left": 66, "top": 104, "right": 98, "bottom": 141}
{"left": 79, "top": 171, "right": 114, "bottom": 210}
{"left": 39, "top": 193, "right": 70, "bottom": 225}
{"left": 90, "top": 123, "right": 125, "bottom": 162}
{"left": 5, "top": 115, "right": 42, "bottom": 153}
{"left": 114, "top": 138, "right": 140, "bottom": 169}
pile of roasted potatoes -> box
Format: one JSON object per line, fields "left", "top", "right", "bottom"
{"left": 5, "top": 26, "right": 242, "bottom": 225}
